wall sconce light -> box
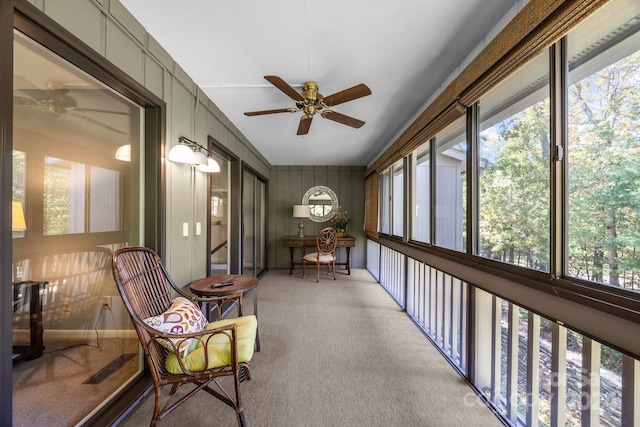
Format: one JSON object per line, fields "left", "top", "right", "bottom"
{"left": 115, "top": 144, "right": 131, "bottom": 161}
{"left": 192, "top": 150, "right": 209, "bottom": 166}
{"left": 170, "top": 137, "right": 220, "bottom": 173}
{"left": 168, "top": 143, "right": 196, "bottom": 164}
{"left": 12, "top": 200, "right": 27, "bottom": 231}
{"left": 199, "top": 156, "right": 221, "bottom": 173}
{"left": 293, "top": 204, "right": 310, "bottom": 238}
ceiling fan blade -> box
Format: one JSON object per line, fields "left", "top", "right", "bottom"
{"left": 13, "top": 95, "right": 37, "bottom": 107}
{"left": 322, "top": 83, "right": 371, "bottom": 107}
{"left": 297, "top": 115, "right": 313, "bottom": 135}
{"left": 67, "top": 111, "right": 127, "bottom": 134}
{"left": 244, "top": 108, "right": 297, "bottom": 116}
{"left": 264, "top": 76, "right": 305, "bottom": 102}
{"left": 321, "top": 110, "right": 365, "bottom": 128}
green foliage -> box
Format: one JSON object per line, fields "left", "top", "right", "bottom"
{"left": 330, "top": 207, "right": 350, "bottom": 231}
{"left": 478, "top": 50, "right": 640, "bottom": 290}
{"left": 567, "top": 52, "right": 640, "bottom": 289}
{"left": 479, "top": 100, "right": 551, "bottom": 271}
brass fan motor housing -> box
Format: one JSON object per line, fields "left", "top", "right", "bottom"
{"left": 302, "top": 81, "right": 320, "bottom": 101}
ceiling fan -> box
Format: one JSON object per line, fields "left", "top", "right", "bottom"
{"left": 13, "top": 79, "right": 129, "bottom": 134}
{"left": 244, "top": 75, "right": 372, "bottom": 135}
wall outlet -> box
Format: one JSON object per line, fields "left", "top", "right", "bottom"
{"left": 102, "top": 295, "right": 112, "bottom": 308}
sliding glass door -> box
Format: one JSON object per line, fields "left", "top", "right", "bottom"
{"left": 11, "top": 28, "right": 152, "bottom": 426}
{"left": 242, "top": 168, "right": 267, "bottom": 276}
{"left": 208, "top": 151, "right": 230, "bottom": 276}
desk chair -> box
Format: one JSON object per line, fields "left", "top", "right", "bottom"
{"left": 302, "top": 227, "right": 338, "bottom": 282}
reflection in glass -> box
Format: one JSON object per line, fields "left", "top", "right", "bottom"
{"left": 12, "top": 30, "right": 144, "bottom": 425}
{"left": 392, "top": 160, "right": 404, "bottom": 237}
{"left": 435, "top": 117, "right": 467, "bottom": 251}
{"left": 210, "top": 152, "right": 229, "bottom": 276}
{"left": 44, "top": 157, "right": 85, "bottom": 235}
{"left": 412, "top": 143, "right": 430, "bottom": 243}
{"left": 379, "top": 170, "right": 390, "bottom": 234}
{"left": 302, "top": 185, "right": 338, "bottom": 222}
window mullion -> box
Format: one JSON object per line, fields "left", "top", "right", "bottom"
{"left": 467, "top": 102, "right": 478, "bottom": 256}
{"left": 550, "top": 39, "right": 567, "bottom": 279}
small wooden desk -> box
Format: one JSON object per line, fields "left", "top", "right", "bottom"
{"left": 189, "top": 274, "right": 260, "bottom": 351}
{"left": 284, "top": 235, "right": 356, "bottom": 275}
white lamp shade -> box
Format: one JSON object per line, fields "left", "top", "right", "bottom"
{"left": 168, "top": 144, "right": 196, "bottom": 164}
{"left": 198, "top": 157, "right": 221, "bottom": 173}
{"left": 293, "top": 205, "right": 310, "bottom": 218}
{"left": 115, "top": 144, "right": 131, "bottom": 161}
{"left": 193, "top": 150, "right": 209, "bottom": 166}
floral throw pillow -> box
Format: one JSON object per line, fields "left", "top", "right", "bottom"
{"left": 143, "top": 297, "right": 208, "bottom": 357}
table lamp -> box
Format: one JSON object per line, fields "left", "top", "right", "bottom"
{"left": 293, "top": 205, "right": 310, "bottom": 238}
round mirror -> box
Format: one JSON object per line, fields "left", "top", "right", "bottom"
{"left": 302, "top": 185, "right": 339, "bottom": 222}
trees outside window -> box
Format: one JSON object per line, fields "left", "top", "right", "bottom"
{"left": 567, "top": 33, "right": 640, "bottom": 290}
{"left": 478, "top": 51, "right": 550, "bottom": 271}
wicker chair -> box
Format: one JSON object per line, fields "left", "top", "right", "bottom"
{"left": 302, "top": 227, "right": 338, "bottom": 282}
{"left": 111, "top": 246, "right": 256, "bottom": 426}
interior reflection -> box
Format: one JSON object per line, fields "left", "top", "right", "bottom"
{"left": 12, "top": 30, "right": 143, "bottom": 426}
{"left": 302, "top": 185, "right": 338, "bottom": 222}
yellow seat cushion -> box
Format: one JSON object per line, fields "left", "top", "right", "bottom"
{"left": 165, "top": 315, "right": 257, "bottom": 374}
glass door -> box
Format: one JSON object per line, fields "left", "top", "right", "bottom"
{"left": 242, "top": 168, "right": 266, "bottom": 276}
{"left": 209, "top": 152, "right": 230, "bottom": 276}
{"left": 12, "top": 30, "right": 145, "bottom": 425}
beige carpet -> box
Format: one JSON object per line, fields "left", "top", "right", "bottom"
{"left": 121, "top": 268, "right": 503, "bottom": 427}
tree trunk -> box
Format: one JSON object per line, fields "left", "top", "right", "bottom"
{"left": 606, "top": 219, "right": 619, "bottom": 287}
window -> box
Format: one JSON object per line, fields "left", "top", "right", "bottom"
{"left": 478, "top": 51, "right": 551, "bottom": 271}
{"left": 411, "top": 142, "right": 431, "bottom": 243}
{"left": 392, "top": 160, "right": 404, "bottom": 237}
{"left": 90, "top": 166, "right": 121, "bottom": 232}
{"left": 435, "top": 117, "right": 467, "bottom": 251}
{"left": 566, "top": 0, "right": 640, "bottom": 290}
{"left": 44, "top": 157, "right": 86, "bottom": 235}
{"left": 379, "top": 169, "right": 390, "bottom": 234}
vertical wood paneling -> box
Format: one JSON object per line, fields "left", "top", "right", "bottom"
{"left": 269, "top": 165, "right": 365, "bottom": 270}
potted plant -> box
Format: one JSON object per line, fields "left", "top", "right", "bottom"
{"left": 330, "top": 207, "right": 350, "bottom": 237}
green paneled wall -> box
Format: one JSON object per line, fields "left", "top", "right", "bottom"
{"left": 268, "top": 166, "right": 366, "bottom": 270}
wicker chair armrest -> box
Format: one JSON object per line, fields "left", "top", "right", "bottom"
{"left": 165, "top": 323, "right": 240, "bottom": 376}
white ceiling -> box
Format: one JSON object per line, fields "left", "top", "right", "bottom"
{"left": 121, "top": 0, "right": 519, "bottom": 166}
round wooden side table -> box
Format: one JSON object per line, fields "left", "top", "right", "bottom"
{"left": 189, "top": 274, "right": 260, "bottom": 351}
